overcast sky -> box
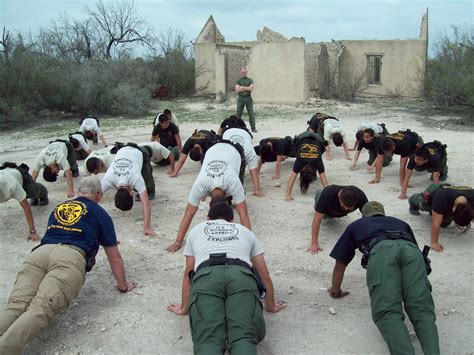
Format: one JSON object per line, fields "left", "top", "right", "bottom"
{"left": 1, "top": 0, "right": 472, "bottom": 56}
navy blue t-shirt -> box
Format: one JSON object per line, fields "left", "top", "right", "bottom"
{"left": 329, "top": 216, "right": 416, "bottom": 266}
{"left": 41, "top": 196, "right": 117, "bottom": 259}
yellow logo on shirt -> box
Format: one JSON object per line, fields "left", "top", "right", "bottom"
{"left": 54, "top": 201, "right": 87, "bottom": 226}
{"left": 300, "top": 143, "right": 319, "bottom": 159}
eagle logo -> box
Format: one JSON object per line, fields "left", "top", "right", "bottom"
{"left": 54, "top": 201, "right": 86, "bottom": 226}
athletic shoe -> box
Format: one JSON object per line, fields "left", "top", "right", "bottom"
{"left": 251, "top": 129, "right": 258, "bottom": 133}
{"left": 39, "top": 198, "right": 49, "bottom": 206}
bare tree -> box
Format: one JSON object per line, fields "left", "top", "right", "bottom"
{"left": 153, "top": 28, "right": 192, "bottom": 60}
{"left": 86, "top": 0, "right": 153, "bottom": 59}
{"left": 1, "top": 27, "right": 12, "bottom": 64}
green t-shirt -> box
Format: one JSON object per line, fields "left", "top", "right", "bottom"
{"left": 236, "top": 77, "right": 254, "bottom": 97}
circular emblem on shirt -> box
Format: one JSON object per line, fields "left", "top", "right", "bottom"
{"left": 205, "top": 160, "right": 228, "bottom": 178}
{"left": 204, "top": 224, "right": 239, "bottom": 238}
{"left": 229, "top": 135, "right": 244, "bottom": 145}
{"left": 113, "top": 158, "right": 132, "bottom": 177}
{"left": 54, "top": 201, "right": 86, "bottom": 226}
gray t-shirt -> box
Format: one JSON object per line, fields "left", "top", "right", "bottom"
{"left": 188, "top": 143, "right": 245, "bottom": 206}
{"left": 79, "top": 118, "right": 102, "bottom": 135}
{"left": 34, "top": 141, "right": 70, "bottom": 171}
{"left": 183, "top": 219, "right": 264, "bottom": 271}
{"left": 138, "top": 142, "right": 170, "bottom": 163}
{"left": 85, "top": 147, "right": 115, "bottom": 173}
{"left": 71, "top": 133, "right": 90, "bottom": 151}
{"left": 0, "top": 168, "right": 26, "bottom": 203}
{"left": 222, "top": 128, "right": 258, "bottom": 169}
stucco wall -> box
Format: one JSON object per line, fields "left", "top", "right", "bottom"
{"left": 194, "top": 43, "right": 216, "bottom": 94}
{"left": 249, "top": 38, "right": 307, "bottom": 104}
{"left": 216, "top": 45, "right": 252, "bottom": 95}
{"left": 339, "top": 39, "right": 426, "bottom": 97}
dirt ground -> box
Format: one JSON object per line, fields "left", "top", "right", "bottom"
{"left": 0, "top": 98, "right": 473, "bottom": 354}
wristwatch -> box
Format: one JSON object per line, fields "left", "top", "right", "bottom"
{"left": 29, "top": 229, "right": 37, "bottom": 234}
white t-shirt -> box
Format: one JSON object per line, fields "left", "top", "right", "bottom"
{"left": 183, "top": 219, "right": 264, "bottom": 271}
{"left": 101, "top": 146, "right": 146, "bottom": 193}
{"left": 222, "top": 128, "right": 258, "bottom": 169}
{"left": 71, "top": 133, "right": 90, "bottom": 151}
{"left": 34, "top": 141, "right": 70, "bottom": 171}
{"left": 356, "top": 122, "right": 384, "bottom": 135}
{"left": 0, "top": 168, "right": 26, "bottom": 203}
{"left": 188, "top": 143, "right": 245, "bottom": 206}
{"left": 85, "top": 147, "right": 115, "bottom": 173}
{"left": 79, "top": 118, "right": 102, "bottom": 135}
{"left": 154, "top": 113, "right": 179, "bottom": 127}
{"left": 138, "top": 142, "right": 170, "bottom": 163}
{"left": 323, "top": 119, "right": 347, "bottom": 143}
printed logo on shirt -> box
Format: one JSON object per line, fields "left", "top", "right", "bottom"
{"left": 192, "top": 132, "right": 207, "bottom": 141}
{"left": 427, "top": 147, "right": 435, "bottom": 156}
{"left": 444, "top": 186, "right": 472, "bottom": 191}
{"left": 53, "top": 200, "right": 87, "bottom": 227}
{"left": 300, "top": 143, "right": 319, "bottom": 159}
{"left": 388, "top": 132, "right": 406, "bottom": 141}
{"left": 45, "top": 144, "right": 61, "bottom": 157}
{"left": 204, "top": 222, "right": 240, "bottom": 242}
{"left": 229, "top": 134, "right": 244, "bottom": 146}
{"left": 113, "top": 158, "right": 132, "bottom": 177}
{"left": 205, "top": 160, "right": 228, "bottom": 178}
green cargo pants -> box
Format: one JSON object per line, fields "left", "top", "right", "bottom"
{"left": 22, "top": 172, "right": 48, "bottom": 200}
{"left": 64, "top": 141, "right": 79, "bottom": 175}
{"left": 138, "top": 146, "right": 155, "bottom": 194}
{"left": 0, "top": 244, "right": 85, "bottom": 354}
{"left": 188, "top": 265, "right": 265, "bottom": 355}
{"left": 366, "top": 239, "right": 439, "bottom": 355}
{"left": 236, "top": 95, "right": 256, "bottom": 131}
{"left": 74, "top": 149, "right": 89, "bottom": 161}
{"left": 409, "top": 183, "right": 452, "bottom": 227}
{"left": 367, "top": 150, "right": 392, "bottom": 167}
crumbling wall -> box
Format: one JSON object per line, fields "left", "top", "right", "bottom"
{"left": 216, "top": 45, "right": 252, "bottom": 95}
{"left": 304, "top": 44, "right": 320, "bottom": 98}
{"left": 256, "top": 27, "right": 288, "bottom": 43}
{"left": 317, "top": 45, "right": 330, "bottom": 98}
{"left": 195, "top": 43, "right": 217, "bottom": 94}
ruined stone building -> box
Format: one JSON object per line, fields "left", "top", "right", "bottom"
{"left": 194, "top": 12, "right": 428, "bottom": 104}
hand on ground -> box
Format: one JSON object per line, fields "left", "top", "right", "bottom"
{"left": 266, "top": 300, "right": 287, "bottom": 313}
{"left": 349, "top": 165, "right": 357, "bottom": 171}
{"left": 167, "top": 303, "right": 188, "bottom": 315}
{"left": 307, "top": 244, "right": 323, "bottom": 254}
{"left": 431, "top": 242, "right": 444, "bottom": 253}
{"left": 398, "top": 193, "right": 407, "bottom": 200}
{"left": 328, "top": 287, "right": 350, "bottom": 299}
{"left": 253, "top": 190, "right": 264, "bottom": 197}
{"left": 368, "top": 178, "right": 379, "bottom": 184}
{"left": 166, "top": 241, "right": 182, "bottom": 253}
{"left": 271, "top": 174, "right": 280, "bottom": 179}
{"left": 144, "top": 228, "right": 157, "bottom": 237}
{"left": 284, "top": 195, "right": 294, "bottom": 201}
{"left": 27, "top": 233, "right": 40, "bottom": 242}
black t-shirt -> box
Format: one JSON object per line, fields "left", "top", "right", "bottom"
{"left": 152, "top": 122, "right": 179, "bottom": 147}
{"left": 258, "top": 137, "right": 292, "bottom": 162}
{"left": 315, "top": 185, "right": 368, "bottom": 217}
{"left": 407, "top": 142, "right": 444, "bottom": 171}
{"left": 329, "top": 216, "right": 417, "bottom": 266}
{"left": 377, "top": 131, "right": 419, "bottom": 157}
{"left": 432, "top": 186, "right": 474, "bottom": 216}
{"left": 292, "top": 136, "right": 326, "bottom": 174}
{"left": 357, "top": 136, "right": 384, "bottom": 152}
{"left": 182, "top": 130, "right": 216, "bottom": 155}
{"left": 220, "top": 117, "right": 247, "bottom": 129}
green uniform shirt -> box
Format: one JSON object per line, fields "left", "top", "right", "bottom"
{"left": 236, "top": 77, "right": 254, "bottom": 97}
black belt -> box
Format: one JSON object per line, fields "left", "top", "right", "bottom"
{"left": 360, "top": 231, "right": 414, "bottom": 269}
{"left": 196, "top": 256, "right": 251, "bottom": 274}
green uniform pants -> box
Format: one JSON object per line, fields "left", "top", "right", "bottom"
{"left": 22, "top": 173, "right": 48, "bottom": 200}
{"left": 74, "top": 149, "right": 89, "bottom": 161}
{"left": 366, "top": 239, "right": 439, "bottom": 355}
{"left": 367, "top": 150, "right": 392, "bottom": 167}
{"left": 236, "top": 96, "right": 256, "bottom": 131}
{"left": 138, "top": 146, "right": 155, "bottom": 194}
{"left": 0, "top": 244, "right": 85, "bottom": 354}
{"left": 409, "top": 184, "right": 452, "bottom": 227}
{"left": 188, "top": 265, "right": 265, "bottom": 355}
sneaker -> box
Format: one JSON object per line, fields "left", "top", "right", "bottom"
{"left": 30, "top": 198, "right": 39, "bottom": 206}
{"left": 148, "top": 191, "right": 155, "bottom": 200}
{"left": 39, "top": 197, "right": 49, "bottom": 206}
{"left": 251, "top": 129, "right": 258, "bottom": 133}
{"left": 409, "top": 206, "right": 420, "bottom": 216}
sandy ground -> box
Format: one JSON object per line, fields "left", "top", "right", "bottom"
{"left": 1, "top": 98, "right": 473, "bottom": 354}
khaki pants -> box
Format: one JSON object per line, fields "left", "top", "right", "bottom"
{"left": 0, "top": 244, "right": 86, "bottom": 354}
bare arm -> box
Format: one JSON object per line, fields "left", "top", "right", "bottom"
{"left": 99, "top": 134, "right": 108, "bottom": 147}
{"left": 369, "top": 154, "right": 385, "bottom": 184}
{"left": 175, "top": 135, "right": 182, "bottom": 155}
{"left": 249, "top": 167, "right": 263, "bottom": 196}
{"left": 86, "top": 148, "right": 93, "bottom": 155}
{"left": 273, "top": 155, "right": 283, "bottom": 179}
{"left": 171, "top": 153, "right": 188, "bottom": 177}
{"left": 139, "top": 190, "right": 156, "bottom": 236}
{"left": 252, "top": 254, "right": 286, "bottom": 313}
{"left": 329, "top": 260, "right": 349, "bottom": 298}
{"left": 235, "top": 201, "right": 251, "bottom": 230}
{"left": 319, "top": 172, "right": 329, "bottom": 188}
{"left": 431, "top": 212, "right": 444, "bottom": 252}
{"left": 432, "top": 171, "right": 440, "bottom": 184}
{"left": 256, "top": 158, "right": 263, "bottom": 175}
{"left": 325, "top": 145, "right": 332, "bottom": 160}
{"left": 399, "top": 157, "right": 408, "bottom": 186}
{"left": 167, "top": 256, "right": 195, "bottom": 315}
{"left": 285, "top": 171, "right": 298, "bottom": 201}
{"left": 104, "top": 245, "right": 137, "bottom": 292}
{"left": 65, "top": 170, "right": 75, "bottom": 198}
{"left": 350, "top": 150, "right": 361, "bottom": 170}
{"left": 167, "top": 203, "right": 198, "bottom": 252}
{"left": 343, "top": 143, "right": 351, "bottom": 160}
{"left": 167, "top": 152, "right": 176, "bottom": 176}
{"left": 19, "top": 199, "right": 40, "bottom": 241}
{"left": 308, "top": 212, "right": 324, "bottom": 253}
{"left": 32, "top": 170, "right": 39, "bottom": 181}
{"left": 399, "top": 168, "right": 413, "bottom": 199}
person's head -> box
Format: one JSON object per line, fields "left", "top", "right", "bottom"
{"left": 77, "top": 176, "right": 103, "bottom": 202}
{"left": 362, "top": 201, "right": 386, "bottom": 217}
{"left": 158, "top": 113, "right": 170, "bottom": 128}
{"left": 259, "top": 142, "right": 272, "bottom": 163}
{"left": 86, "top": 157, "right": 104, "bottom": 175}
{"left": 332, "top": 132, "right": 343, "bottom": 147}
{"left": 84, "top": 130, "right": 95, "bottom": 140}
{"left": 362, "top": 128, "right": 375, "bottom": 143}
{"left": 210, "top": 187, "right": 226, "bottom": 202}
{"left": 300, "top": 164, "right": 317, "bottom": 194}
{"left": 189, "top": 145, "right": 203, "bottom": 162}
{"left": 240, "top": 67, "right": 248, "bottom": 77}
{"left": 338, "top": 187, "right": 359, "bottom": 211}
{"left": 114, "top": 186, "right": 133, "bottom": 211}
{"left": 208, "top": 202, "right": 234, "bottom": 222}
{"left": 163, "top": 109, "right": 172, "bottom": 120}
{"left": 69, "top": 137, "right": 80, "bottom": 150}
{"left": 381, "top": 138, "right": 396, "bottom": 154}
{"left": 43, "top": 165, "right": 60, "bottom": 182}
{"left": 453, "top": 203, "right": 473, "bottom": 232}
{"left": 414, "top": 146, "right": 430, "bottom": 166}
{"left": 355, "top": 130, "right": 364, "bottom": 142}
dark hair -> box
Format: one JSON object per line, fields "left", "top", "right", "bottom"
{"left": 43, "top": 166, "right": 57, "bottom": 182}
{"left": 356, "top": 130, "right": 363, "bottom": 141}
{"left": 332, "top": 132, "right": 343, "bottom": 147}
{"left": 453, "top": 203, "right": 472, "bottom": 232}
{"left": 210, "top": 188, "right": 226, "bottom": 202}
{"left": 143, "top": 145, "right": 153, "bottom": 158}
{"left": 163, "top": 109, "right": 171, "bottom": 115}
{"left": 208, "top": 202, "right": 234, "bottom": 222}
{"left": 84, "top": 130, "right": 95, "bottom": 140}
{"left": 339, "top": 187, "right": 359, "bottom": 208}
{"left": 259, "top": 142, "right": 272, "bottom": 163}
{"left": 69, "top": 137, "right": 80, "bottom": 149}
{"left": 86, "top": 157, "right": 102, "bottom": 174}
{"left": 363, "top": 128, "right": 375, "bottom": 137}
{"left": 300, "top": 165, "right": 317, "bottom": 193}
{"left": 189, "top": 146, "right": 202, "bottom": 162}
{"left": 158, "top": 113, "right": 169, "bottom": 123}
{"left": 382, "top": 138, "right": 395, "bottom": 152}
{"left": 114, "top": 188, "right": 133, "bottom": 211}
{"left": 415, "top": 146, "right": 430, "bottom": 160}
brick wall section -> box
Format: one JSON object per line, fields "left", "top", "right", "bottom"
{"left": 217, "top": 45, "right": 251, "bottom": 94}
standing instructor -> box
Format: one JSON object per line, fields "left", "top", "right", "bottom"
{"left": 235, "top": 67, "right": 257, "bottom": 133}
